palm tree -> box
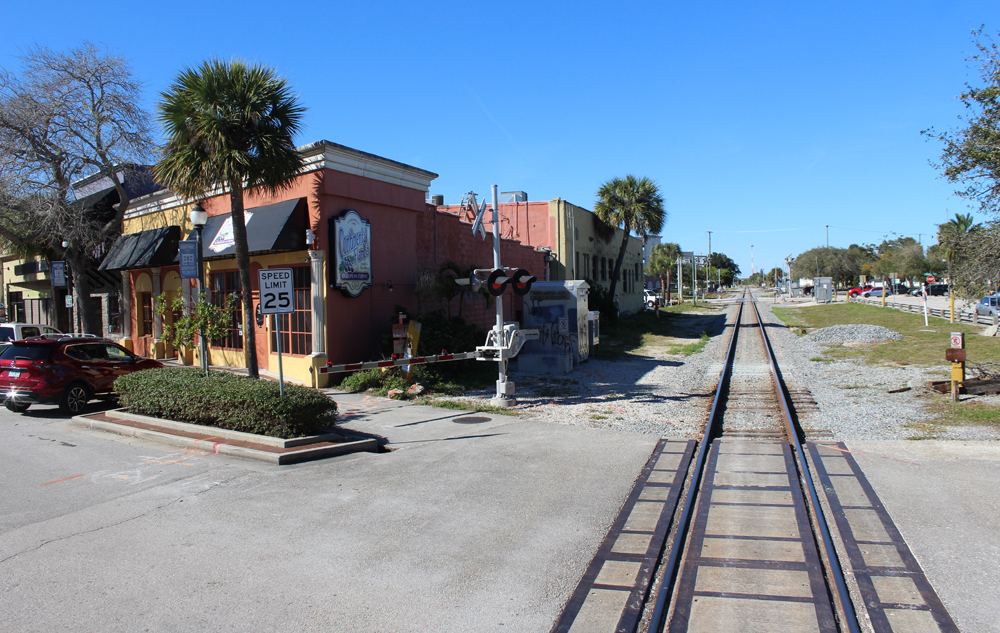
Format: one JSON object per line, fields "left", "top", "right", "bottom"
{"left": 594, "top": 175, "right": 665, "bottom": 300}
{"left": 648, "top": 242, "right": 681, "bottom": 305}
{"left": 156, "top": 59, "right": 305, "bottom": 378}
{"left": 938, "top": 212, "right": 977, "bottom": 272}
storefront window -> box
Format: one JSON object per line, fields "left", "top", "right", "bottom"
{"left": 140, "top": 293, "right": 153, "bottom": 336}
{"left": 211, "top": 271, "right": 243, "bottom": 350}
{"left": 270, "top": 266, "right": 312, "bottom": 355}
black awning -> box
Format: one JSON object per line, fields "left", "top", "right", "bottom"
{"left": 98, "top": 225, "right": 181, "bottom": 271}
{"left": 193, "top": 198, "right": 307, "bottom": 258}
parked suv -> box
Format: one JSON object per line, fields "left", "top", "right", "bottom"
{"left": 0, "top": 337, "right": 162, "bottom": 414}
{"left": 643, "top": 289, "right": 659, "bottom": 310}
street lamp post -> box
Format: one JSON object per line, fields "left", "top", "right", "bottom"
{"left": 190, "top": 204, "right": 209, "bottom": 377}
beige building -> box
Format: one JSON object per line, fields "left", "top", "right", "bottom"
{"left": 437, "top": 195, "right": 646, "bottom": 313}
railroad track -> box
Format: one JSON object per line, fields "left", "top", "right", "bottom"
{"left": 553, "top": 289, "right": 958, "bottom": 633}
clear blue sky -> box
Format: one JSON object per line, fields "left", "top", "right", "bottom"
{"left": 3, "top": 1, "right": 998, "bottom": 277}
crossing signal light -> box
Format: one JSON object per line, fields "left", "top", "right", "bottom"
{"left": 487, "top": 269, "right": 511, "bottom": 296}
{"left": 511, "top": 269, "right": 536, "bottom": 295}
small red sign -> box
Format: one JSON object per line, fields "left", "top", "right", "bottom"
{"left": 926, "top": 275, "right": 936, "bottom": 283}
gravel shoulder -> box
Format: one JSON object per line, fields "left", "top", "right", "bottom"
{"left": 424, "top": 295, "right": 1000, "bottom": 442}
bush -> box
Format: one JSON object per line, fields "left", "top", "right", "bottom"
{"left": 585, "top": 278, "right": 618, "bottom": 327}
{"left": 115, "top": 368, "right": 337, "bottom": 439}
{"left": 340, "top": 368, "right": 409, "bottom": 395}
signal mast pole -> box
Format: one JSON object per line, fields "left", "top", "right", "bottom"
{"left": 490, "top": 185, "right": 510, "bottom": 407}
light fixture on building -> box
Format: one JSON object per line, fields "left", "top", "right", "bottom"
{"left": 61, "top": 240, "right": 70, "bottom": 249}
{"left": 384, "top": 280, "right": 394, "bottom": 292}
{"left": 306, "top": 229, "right": 315, "bottom": 246}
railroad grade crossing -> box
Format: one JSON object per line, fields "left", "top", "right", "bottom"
{"left": 553, "top": 289, "right": 958, "bottom": 633}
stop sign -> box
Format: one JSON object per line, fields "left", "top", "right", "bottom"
{"left": 926, "top": 275, "right": 936, "bottom": 283}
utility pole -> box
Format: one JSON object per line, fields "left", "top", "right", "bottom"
{"left": 826, "top": 225, "right": 829, "bottom": 248}
{"left": 751, "top": 245, "right": 755, "bottom": 281}
{"left": 707, "top": 231, "right": 712, "bottom": 259}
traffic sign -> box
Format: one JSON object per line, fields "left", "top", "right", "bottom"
{"left": 258, "top": 269, "right": 295, "bottom": 314}
{"left": 926, "top": 274, "right": 936, "bottom": 283}
{"left": 951, "top": 332, "right": 964, "bottom": 349}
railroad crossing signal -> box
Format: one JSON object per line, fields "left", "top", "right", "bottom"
{"left": 457, "top": 267, "right": 536, "bottom": 297}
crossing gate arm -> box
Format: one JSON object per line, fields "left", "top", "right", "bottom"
{"left": 322, "top": 351, "right": 481, "bottom": 374}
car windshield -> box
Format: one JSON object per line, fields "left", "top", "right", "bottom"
{"left": 0, "top": 344, "right": 52, "bottom": 361}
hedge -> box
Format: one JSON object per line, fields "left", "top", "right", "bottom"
{"left": 114, "top": 368, "right": 337, "bottom": 439}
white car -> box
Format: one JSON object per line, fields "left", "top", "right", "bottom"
{"left": 0, "top": 323, "right": 62, "bottom": 343}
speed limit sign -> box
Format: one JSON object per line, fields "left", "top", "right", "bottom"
{"left": 258, "top": 269, "right": 295, "bottom": 314}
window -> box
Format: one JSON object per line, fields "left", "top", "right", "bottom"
{"left": 66, "top": 344, "right": 105, "bottom": 361}
{"left": 105, "top": 344, "right": 132, "bottom": 362}
{"left": 591, "top": 256, "right": 597, "bottom": 281}
{"left": 600, "top": 257, "right": 606, "bottom": 281}
{"left": 211, "top": 271, "right": 243, "bottom": 349}
{"left": 270, "top": 266, "right": 312, "bottom": 356}
{"left": 21, "top": 326, "right": 40, "bottom": 338}
{"left": 140, "top": 293, "right": 153, "bottom": 336}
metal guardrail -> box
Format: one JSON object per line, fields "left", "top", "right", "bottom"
{"left": 852, "top": 296, "right": 999, "bottom": 327}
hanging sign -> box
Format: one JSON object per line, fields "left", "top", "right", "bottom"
{"left": 51, "top": 261, "right": 66, "bottom": 287}
{"left": 179, "top": 241, "right": 199, "bottom": 279}
{"left": 332, "top": 210, "right": 372, "bottom": 297}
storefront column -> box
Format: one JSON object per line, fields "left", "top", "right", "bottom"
{"left": 151, "top": 267, "right": 164, "bottom": 359}
{"left": 120, "top": 271, "right": 133, "bottom": 352}
{"left": 308, "top": 249, "right": 327, "bottom": 387}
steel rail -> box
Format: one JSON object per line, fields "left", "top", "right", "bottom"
{"left": 647, "top": 290, "right": 746, "bottom": 631}
{"left": 748, "top": 293, "right": 861, "bottom": 633}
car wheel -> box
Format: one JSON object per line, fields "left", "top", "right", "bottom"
{"left": 59, "top": 382, "right": 90, "bottom": 415}
{"left": 5, "top": 400, "right": 29, "bottom": 413}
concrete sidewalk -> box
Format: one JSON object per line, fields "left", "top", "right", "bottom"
{"left": 843, "top": 440, "right": 1000, "bottom": 633}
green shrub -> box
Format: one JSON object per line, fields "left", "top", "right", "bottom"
{"left": 339, "top": 367, "right": 410, "bottom": 396}
{"left": 115, "top": 368, "right": 337, "bottom": 438}
{"left": 585, "top": 278, "right": 617, "bottom": 327}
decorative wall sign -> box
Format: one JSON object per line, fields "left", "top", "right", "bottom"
{"left": 332, "top": 210, "right": 372, "bottom": 297}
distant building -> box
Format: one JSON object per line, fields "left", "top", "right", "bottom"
{"left": 436, "top": 196, "right": 645, "bottom": 313}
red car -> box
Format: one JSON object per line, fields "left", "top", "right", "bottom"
{"left": 0, "top": 337, "right": 162, "bottom": 414}
{"left": 848, "top": 285, "right": 873, "bottom": 297}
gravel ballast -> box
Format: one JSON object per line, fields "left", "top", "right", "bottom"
{"left": 424, "top": 297, "right": 1000, "bottom": 442}
{"left": 803, "top": 324, "right": 904, "bottom": 345}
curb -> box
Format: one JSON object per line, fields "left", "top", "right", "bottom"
{"left": 102, "top": 409, "right": 343, "bottom": 448}
{"left": 71, "top": 413, "right": 378, "bottom": 465}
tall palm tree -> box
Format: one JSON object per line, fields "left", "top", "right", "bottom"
{"left": 648, "top": 242, "right": 681, "bottom": 304}
{"left": 156, "top": 59, "right": 305, "bottom": 378}
{"left": 594, "top": 175, "right": 665, "bottom": 300}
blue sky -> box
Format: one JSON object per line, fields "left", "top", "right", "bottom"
{"left": 2, "top": 0, "right": 998, "bottom": 276}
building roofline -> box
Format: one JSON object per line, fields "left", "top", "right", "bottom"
{"left": 124, "top": 140, "right": 439, "bottom": 219}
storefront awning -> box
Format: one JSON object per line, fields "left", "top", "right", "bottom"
{"left": 188, "top": 198, "right": 307, "bottom": 258}
{"left": 99, "top": 225, "right": 181, "bottom": 271}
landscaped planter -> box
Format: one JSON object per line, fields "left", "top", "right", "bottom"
{"left": 72, "top": 408, "right": 377, "bottom": 465}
